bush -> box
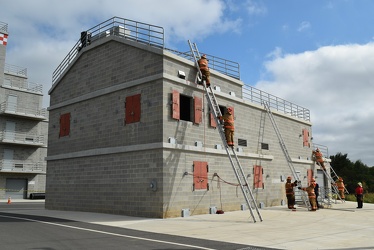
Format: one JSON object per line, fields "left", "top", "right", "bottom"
{"left": 345, "top": 193, "right": 374, "bottom": 203}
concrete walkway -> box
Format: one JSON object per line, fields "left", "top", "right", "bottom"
{"left": 3, "top": 200, "right": 374, "bottom": 250}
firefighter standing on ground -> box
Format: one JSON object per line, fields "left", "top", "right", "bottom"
{"left": 218, "top": 107, "right": 235, "bottom": 147}
{"left": 355, "top": 182, "right": 364, "bottom": 209}
{"left": 335, "top": 177, "right": 345, "bottom": 200}
{"left": 314, "top": 181, "right": 321, "bottom": 209}
{"left": 312, "top": 148, "right": 326, "bottom": 170}
{"left": 197, "top": 54, "right": 211, "bottom": 87}
{"left": 285, "top": 176, "right": 298, "bottom": 209}
{"left": 298, "top": 178, "right": 318, "bottom": 211}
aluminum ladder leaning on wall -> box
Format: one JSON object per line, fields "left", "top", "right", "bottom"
{"left": 317, "top": 161, "right": 348, "bottom": 203}
{"left": 328, "top": 162, "right": 349, "bottom": 195}
{"left": 188, "top": 40, "right": 263, "bottom": 223}
{"left": 262, "top": 101, "right": 311, "bottom": 210}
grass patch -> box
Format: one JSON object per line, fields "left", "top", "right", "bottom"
{"left": 345, "top": 193, "right": 374, "bottom": 203}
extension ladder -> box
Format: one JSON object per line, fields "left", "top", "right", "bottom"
{"left": 262, "top": 101, "right": 311, "bottom": 210}
{"left": 188, "top": 40, "right": 263, "bottom": 222}
{"left": 328, "top": 162, "right": 349, "bottom": 194}
{"left": 317, "top": 161, "right": 348, "bottom": 203}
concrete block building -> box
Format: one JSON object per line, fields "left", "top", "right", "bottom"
{"left": 46, "top": 17, "right": 320, "bottom": 218}
{"left": 0, "top": 21, "right": 48, "bottom": 200}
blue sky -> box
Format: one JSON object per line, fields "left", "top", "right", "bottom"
{"left": 1, "top": 0, "right": 374, "bottom": 166}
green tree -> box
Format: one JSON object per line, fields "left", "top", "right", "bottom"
{"left": 330, "top": 153, "right": 373, "bottom": 193}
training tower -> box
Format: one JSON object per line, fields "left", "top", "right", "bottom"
{"left": 46, "top": 17, "right": 318, "bottom": 219}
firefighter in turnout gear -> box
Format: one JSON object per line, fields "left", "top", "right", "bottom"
{"left": 299, "top": 178, "right": 318, "bottom": 211}
{"left": 197, "top": 54, "right": 211, "bottom": 87}
{"left": 218, "top": 107, "right": 235, "bottom": 147}
{"left": 335, "top": 177, "right": 345, "bottom": 200}
{"left": 285, "top": 176, "right": 298, "bottom": 209}
{"left": 312, "top": 148, "right": 326, "bottom": 170}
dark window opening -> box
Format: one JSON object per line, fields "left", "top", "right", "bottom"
{"left": 238, "top": 139, "right": 247, "bottom": 147}
{"left": 219, "top": 106, "right": 225, "bottom": 115}
{"left": 180, "top": 94, "right": 193, "bottom": 122}
{"left": 261, "top": 143, "right": 269, "bottom": 150}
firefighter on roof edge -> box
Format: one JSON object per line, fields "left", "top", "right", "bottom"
{"left": 298, "top": 178, "right": 318, "bottom": 211}
{"left": 285, "top": 176, "right": 298, "bottom": 210}
{"left": 218, "top": 107, "right": 235, "bottom": 147}
{"left": 197, "top": 54, "right": 211, "bottom": 87}
{"left": 312, "top": 148, "right": 326, "bottom": 170}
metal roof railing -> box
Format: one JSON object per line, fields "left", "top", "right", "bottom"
{"left": 313, "top": 143, "right": 329, "bottom": 157}
{"left": 51, "top": 17, "right": 307, "bottom": 121}
{"left": 242, "top": 84, "right": 310, "bottom": 121}
{"left": 0, "top": 21, "right": 8, "bottom": 33}
{"left": 3, "top": 78, "right": 43, "bottom": 94}
{"left": 4, "top": 63, "right": 27, "bottom": 77}
{"left": 165, "top": 48, "right": 240, "bottom": 80}
{"left": 52, "top": 16, "right": 164, "bottom": 84}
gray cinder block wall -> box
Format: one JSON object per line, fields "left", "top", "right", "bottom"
{"left": 47, "top": 32, "right": 313, "bottom": 218}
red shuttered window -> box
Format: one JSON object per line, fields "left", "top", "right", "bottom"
{"left": 59, "top": 113, "right": 70, "bottom": 137}
{"left": 125, "top": 94, "right": 141, "bottom": 124}
{"left": 253, "top": 165, "right": 264, "bottom": 189}
{"left": 172, "top": 90, "right": 180, "bottom": 120}
{"left": 302, "top": 129, "right": 310, "bottom": 147}
{"left": 194, "top": 96, "right": 202, "bottom": 124}
{"left": 193, "top": 161, "right": 208, "bottom": 190}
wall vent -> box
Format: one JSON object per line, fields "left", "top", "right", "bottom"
{"left": 181, "top": 208, "right": 190, "bottom": 217}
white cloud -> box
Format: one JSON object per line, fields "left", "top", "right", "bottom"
{"left": 245, "top": 0, "right": 267, "bottom": 15}
{"left": 297, "top": 21, "right": 311, "bottom": 32}
{"left": 255, "top": 43, "right": 374, "bottom": 166}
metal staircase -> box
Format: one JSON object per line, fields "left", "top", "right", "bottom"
{"left": 262, "top": 101, "right": 311, "bottom": 210}
{"left": 188, "top": 40, "right": 262, "bottom": 222}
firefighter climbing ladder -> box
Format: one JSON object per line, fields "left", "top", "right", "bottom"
{"left": 262, "top": 101, "right": 311, "bottom": 210}
{"left": 188, "top": 40, "right": 263, "bottom": 223}
{"left": 328, "top": 162, "right": 349, "bottom": 194}
{"left": 317, "top": 161, "right": 348, "bottom": 203}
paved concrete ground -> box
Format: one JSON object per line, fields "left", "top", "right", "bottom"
{"left": 2, "top": 199, "right": 374, "bottom": 250}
